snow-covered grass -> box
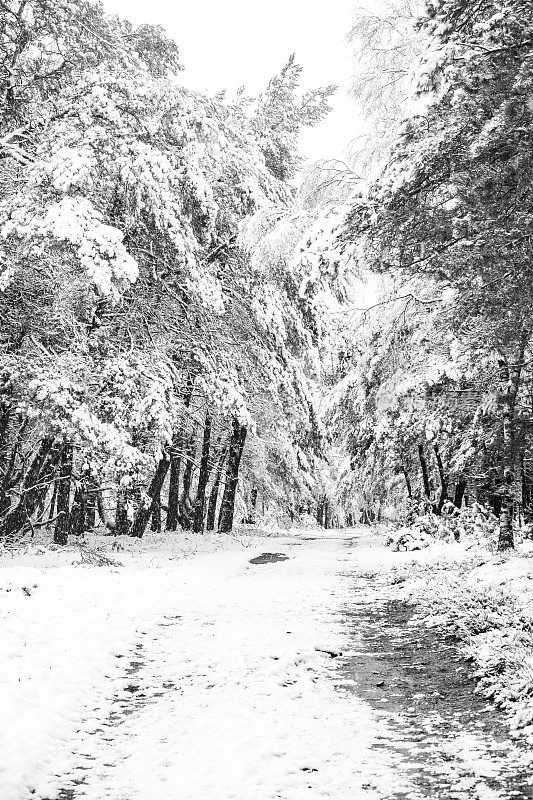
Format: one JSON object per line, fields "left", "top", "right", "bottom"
{"left": 389, "top": 535, "right": 533, "bottom": 745}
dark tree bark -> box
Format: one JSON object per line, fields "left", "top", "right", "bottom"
{"left": 192, "top": 412, "right": 212, "bottom": 534}
{"left": 48, "top": 478, "right": 58, "bottom": 523}
{"left": 179, "top": 428, "right": 197, "bottom": 530}
{"left": 316, "top": 497, "right": 325, "bottom": 527}
{"left": 85, "top": 479, "right": 97, "bottom": 529}
{"left": 454, "top": 479, "right": 467, "bottom": 509}
{"left": 0, "top": 399, "right": 11, "bottom": 512}
{"left": 130, "top": 455, "right": 170, "bottom": 538}
{"left": 218, "top": 418, "right": 247, "bottom": 533}
{"left": 69, "top": 482, "right": 87, "bottom": 537}
{"left": 497, "top": 336, "right": 528, "bottom": 550}
{"left": 418, "top": 444, "right": 433, "bottom": 509}
{"left": 34, "top": 441, "right": 62, "bottom": 523}
{"left": 402, "top": 465, "right": 412, "bottom": 499}
{"left": 54, "top": 444, "right": 73, "bottom": 545}
{"left": 206, "top": 447, "right": 226, "bottom": 531}
{"left": 324, "top": 500, "right": 330, "bottom": 529}
{"left": 433, "top": 444, "right": 448, "bottom": 514}
{"left": 248, "top": 486, "right": 258, "bottom": 523}
{"left": 115, "top": 487, "right": 130, "bottom": 536}
{"left": 1, "top": 436, "right": 55, "bottom": 540}
{"left": 166, "top": 375, "right": 195, "bottom": 531}
{"left": 151, "top": 485, "right": 162, "bottom": 532}
{"left": 166, "top": 445, "right": 181, "bottom": 531}
{"left": 0, "top": 416, "right": 28, "bottom": 517}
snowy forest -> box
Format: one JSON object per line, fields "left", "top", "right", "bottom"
{"left": 0, "top": 0, "right": 532, "bottom": 552}
{"left": 2, "top": 0, "right": 533, "bottom": 551}
{"left": 4, "top": 1, "right": 533, "bottom": 799}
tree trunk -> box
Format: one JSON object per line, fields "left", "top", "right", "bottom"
{"left": 433, "top": 444, "right": 448, "bottom": 515}
{"left": 418, "top": 444, "right": 433, "bottom": 510}
{"left": 166, "top": 375, "right": 195, "bottom": 531}
{"left": 218, "top": 418, "right": 247, "bottom": 533}
{"left": 0, "top": 417, "right": 28, "bottom": 517}
{"left": 0, "top": 401, "right": 11, "bottom": 514}
{"left": 130, "top": 455, "right": 170, "bottom": 538}
{"left": 54, "top": 444, "right": 73, "bottom": 545}
{"left": 151, "top": 486, "right": 162, "bottom": 532}
{"left": 179, "top": 428, "right": 197, "bottom": 530}
{"left": 0, "top": 436, "right": 55, "bottom": 540}
{"left": 497, "top": 337, "right": 528, "bottom": 550}
{"left": 166, "top": 445, "right": 181, "bottom": 531}
{"left": 206, "top": 447, "right": 226, "bottom": 531}
{"left": 69, "top": 481, "right": 87, "bottom": 537}
{"left": 454, "top": 479, "right": 467, "bottom": 509}
{"left": 48, "top": 479, "right": 58, "bottom": 523}
{"left": 402, "top": 465, "right": 412, "bottom": 499}
{"left": 249, "top": 486, "right": 258, "bottom": 523}
{"left": 85, "top": 480, "right": 97, "bottom": 529}
{"left": 192, "top": 412, "right": 211, "bottom": 534}
{"left": 115, "top": 487, "right": 131, "bottom": 536}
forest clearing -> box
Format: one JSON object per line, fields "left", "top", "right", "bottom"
{"left": 2, "top": 0, "right": 533, "bottom": 797}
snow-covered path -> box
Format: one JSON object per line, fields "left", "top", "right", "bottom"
{"left": 38, "top": 534, "right": 408, "bottom": 800}
{"left": 4, "top": 531, "right": 533, "bottom": 800}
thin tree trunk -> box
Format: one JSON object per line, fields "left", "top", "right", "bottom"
{"left": 69, "top": 481, "right": 87, "bottom": 537}
{"left": 179, "top": 428, "right": 197, "bottom": 530}
{"left": 206, "top": 447, "right": 226, "bottom": 531}
{"left": 1, "top": 436, "right": 55, "bottom": 540}
{"left": 130, "top": 455, "right": 170, "bottom": 538}
{"left": 151, "top": 486, "right": 162, "bottom": 532}
{"left": 324, "top": 500, "right": 330, "bottom": 529}
{"left": 54, "top": 444, "right": 73, "bottom": 545}
{"left": 166, "top": 446, "right": 181, "bottom": 531}
{"left": 418, "top": 444, "right": 433, "bottom": 510}
{"left": 48, "top": 479, "right": 58, "bottom": 523}
{"left": 166, "top": 375, "right": 195, "bottom": 531}
{"left": 34, "top": 441, "right": 62, "bottom": 523}
{"left": 192, "top": 412, "right": 212, "bottom": 534}
{"left": 218, "top": 418, "right": 247, "bottom": 533}
{"left": 0, "top": 400, "right": 11, "bottom": 513}
{"left": 433, "top": 444, "right": 448, "bottom": 515}
{"left": 402, "top": 465, "right": 412, "bottom": 499}
{"left": 0, "top": 417, "right": 28, "bottom": 517}
{"left": 249, "top": 486, "right": 258, "bottom": 523}
{"left": 497, "top": 336, "right": 528, "bottom": 550}
{"left": 115, "top": 487, "right": 130, "bottom": 536}
{"left": 454, "top": 479, "right": 467, "bottom": 509}
{"left": 85, "top": 479, "right": 97, "bottom": 529}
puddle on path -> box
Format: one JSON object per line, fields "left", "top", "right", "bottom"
{"left": 249, "top": 552, "right": 289, "bottom": 564}
{"left": 339, "top": 572, "right": 533, "bottom": 799}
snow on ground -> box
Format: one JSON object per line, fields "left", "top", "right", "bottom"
{"left": 4, "top": 525, "right": 533, "bottom": 800}
{"left": 388, "top": 531, "right": 533, "bottom": 745}
{"left": 0, "top": 532, "right": 254, "bottom": 800}
{"left": 0, "top": 529, "right": 412, "bottom": 800}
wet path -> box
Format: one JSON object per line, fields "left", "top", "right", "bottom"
{"left": 339, "top": 565, "right": 533, "bottom": 799}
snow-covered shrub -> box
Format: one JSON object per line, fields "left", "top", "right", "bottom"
{"left": 387, "top": 503, "right": 499, "bottom": 551}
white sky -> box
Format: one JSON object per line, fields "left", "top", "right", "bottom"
{"left": 102, "top": 0, "right": 364, "bottom": 166}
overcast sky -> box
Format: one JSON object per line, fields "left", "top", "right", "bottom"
{"left": 102, "top": 0, "right": 363, "bottom": 166}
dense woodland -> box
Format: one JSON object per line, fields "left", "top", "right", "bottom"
{"left": 1, "top": 0, "right": 533, "bottom": 551}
